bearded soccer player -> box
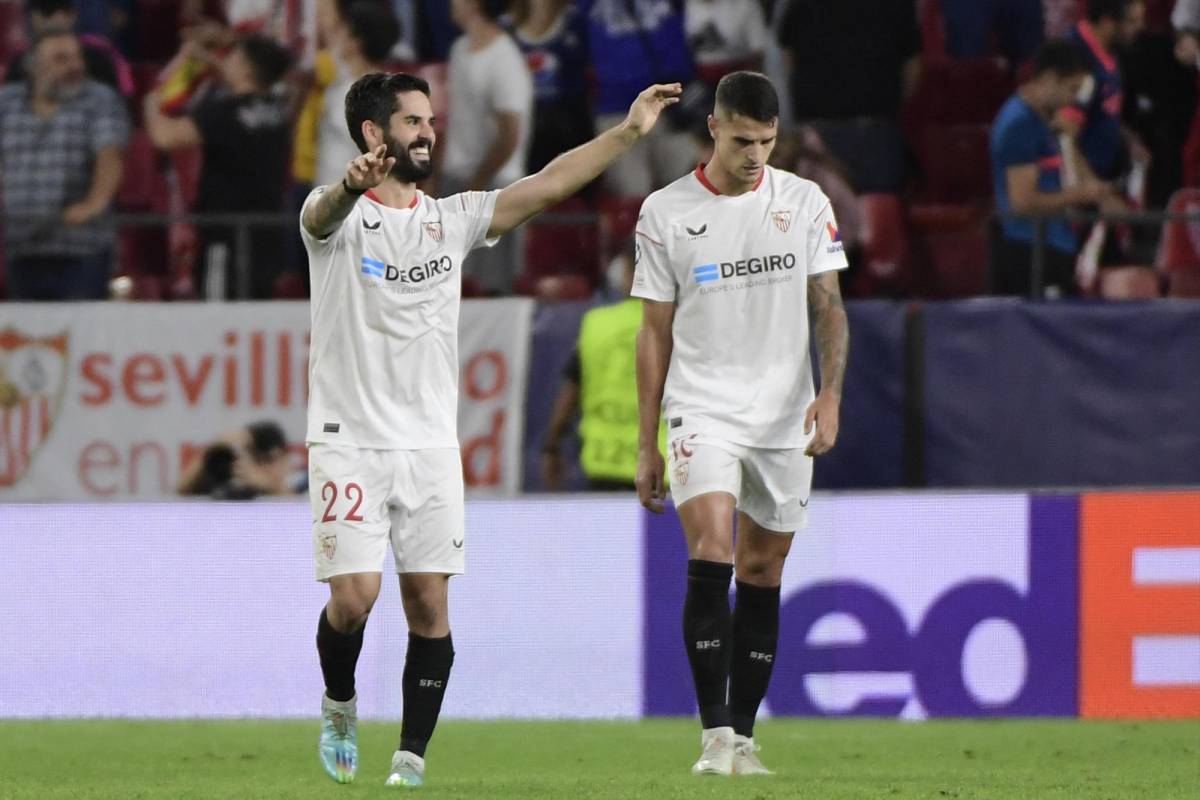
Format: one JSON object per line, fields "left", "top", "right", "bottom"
{"left": 633, "top": 71, "right": 850, "bottom": 776}
{"left": 301, "top": 72, "right": 680, "bottom": 787}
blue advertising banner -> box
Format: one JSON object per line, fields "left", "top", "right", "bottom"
{"left": 643, "top": 494, "right": 1080, "bottom": 718}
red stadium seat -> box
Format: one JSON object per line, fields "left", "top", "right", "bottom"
{"left": 856, "top": 194, "right": 910, "bottom": 295}
{"left": 908, "top": 204, "right": 991, "bottom": 297}
{"left": 461, "top": 277, "right": 488, "bottom": 298}
{"left": 1155, "top": 189, "right": 1200, "bottom": 297}
{"left": 518, "top": 197, "right": 602, "bottom": 293}
{"left": 916, "top": 124, "right": 993, "bottom": 204}
{"left": 0, "top": 3, "right": 25, "bottom": 77}
{"left": 272, "top": 271, "right": 307, "bottom": 299}
{"left": 117, "top": 129, "right": 163, "bottom": 211}
{"left": 909, "top": 57, "right": 1013, "bottom": 127}
{"left": 169, "top": 146, "right": 203, "bottom": 210}
{"left": 918, "top": 0, "right": 947, "bottom": 58}
{"left": 599, "top": 195, "right": 643, "bottom": 249}
{"left": 131, "top": 0, "right": 184, "bottom": 62}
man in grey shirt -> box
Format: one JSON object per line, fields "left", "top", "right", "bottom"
{"left": 0, "top": 27, "right": 128, "bottom": 300}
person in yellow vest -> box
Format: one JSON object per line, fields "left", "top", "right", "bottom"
{"left": 542, "top": 243, "right": 666, "bottom": 490}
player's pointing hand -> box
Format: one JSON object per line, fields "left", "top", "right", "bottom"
{"left": 345, "top": 144, "right": 396, "bottom": 192}
{"left": 623, "top": 83, "right": 683, "bottom": 138}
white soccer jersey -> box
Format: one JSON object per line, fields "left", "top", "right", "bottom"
{"left": 631, "top": 164, "right": 847, "bottom": 448}
{"left": 300, "top": 187, "right": 498, "bottom": 449}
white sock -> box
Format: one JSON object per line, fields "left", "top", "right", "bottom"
{"left": 701, "top": 726, "right": 735, "bottom": 745}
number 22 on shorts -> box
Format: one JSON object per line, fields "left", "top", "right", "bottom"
{"left": 321, "top": 481, "right": 365, "bottom": 523}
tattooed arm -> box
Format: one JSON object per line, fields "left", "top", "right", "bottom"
{"left": 302, "top": 145, "right": 395, "bottom": 239}
{"left": 804, "top": 271, "right": 849, "bottom": 456}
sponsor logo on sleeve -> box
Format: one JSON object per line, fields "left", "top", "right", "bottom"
{"left": 826, "top": 221, "right": 844, "bottom": 254}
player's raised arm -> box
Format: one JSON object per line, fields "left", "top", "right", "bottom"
{"left": 635, "top": 299, "right": 675, "bottom": 513}
{"left": 301, "top": 144, "right": 396, "bottom": 239}
{"left": 486, "top": 84, "right": 682, "bottom": 238}
{"left": 804, "top": 271, "right": 850, "bottom": 456}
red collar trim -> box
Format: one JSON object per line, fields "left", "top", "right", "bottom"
{"left": 1076, "top": 20, "right": 1116, "bottom": 74}
{"left": 693, "top": 162, "right": 765, "bottom": 196}
{"left": 365, "top": 189, "right": 420, "bottom": 209}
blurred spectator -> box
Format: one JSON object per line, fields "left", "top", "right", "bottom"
{"left": 505, "top": 0, "right": 593, "bottom": 173}
{"left": 1045, "top": 0, "right": 1083, "bottom": 39}
{"left": 685, "top": 0, "right": 768, "bottom": 85}
{"left": 0, "top": 28, "right": 128, "bottom": 300}
{"left": 938, "top": 0, "right": 1045, "bottom": 67}
{"left": 178, "top": 421, "right": 300, "bottom": 499}
{"left": 541, "top": 244, "right": 645, "bottom": 491}
{"left": 1175, "top": 0, "right": 1200, "bottom": 58}
{"left": 443, "top": 0, "right": 533, "bottom": 294}
{"left": 143, "top": 34, "right": 293, "bottom": 300}
{"left": 579, "top": 0, "right": 700, "bottom": 196}
{"left": 777, "top": 0, "right": 920, "bottom": 192}
{"left": 3, "top": 0, "right": 133, "bottom": 98}
{"left": 1064, "top": 0, "right": 1147, "bottom": 181}
{"left": 1119, "top": 0, "right": 1197, "bottom": 209}
{"left": 1174, "top": 0, "right": 1200, "bottom": 186}
{"left": 990, "top": 40, "right": 1123, "bottom": 296}
{"left": 772, "top": 125, "right": 863, "bottom": 283}
{"left": 314, "top": 0, "right": 402, "bottom": 188}
{"left": 414, "top": 0, "right": 460, "bottom": 61}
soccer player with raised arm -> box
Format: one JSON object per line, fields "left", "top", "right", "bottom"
{"left": 300, "top": 72, "right": 680, "bottom": 787}
{"left": 632, "top": 71, "right": 849, "bottom": 776}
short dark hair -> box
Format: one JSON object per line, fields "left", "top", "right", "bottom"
{"left": 1030, "top": 39, "right": 1090, "bottom": 78}
{"left": 714, "top": 71, "right": 779, "bottom": 123}
{"left": 246, "top": 421, "right": 287, "bottom": 460}
{"left": 1087, "top": 0, "right": 1137, "bottom": 23}
{"left": 236, "top": 34, "right": 293, "bottom": 89}
{"left": 30, "top": 24, "right": 78, "bottom": 53}
{"left": 478, "top": 0, "right": 510, "bottom": 22}
{"left": 343, "top": 1, "right": 402, "bottom": 64}
{"left": 344, "top": 72, "right": 431, "bottom": 152}
{"left": 29, "top": 0, "right": 76, "bottom": 16}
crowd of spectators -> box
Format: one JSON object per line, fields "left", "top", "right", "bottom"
{"left": 2, "top": 0, "right": 1200, "bottom": 301}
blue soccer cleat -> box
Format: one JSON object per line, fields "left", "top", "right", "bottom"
{"left": 318, "top": 694, "right": 358, "bottom": 784}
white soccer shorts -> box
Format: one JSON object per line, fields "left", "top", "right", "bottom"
{"left": 666, "top": 433, "right": 813, "bottom": 533}
{"left": 308, "top": 444, "right": 466, "bottom": 581}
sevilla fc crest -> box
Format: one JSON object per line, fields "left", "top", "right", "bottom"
{"left": 0, "top": 328, "right": 69, "bottom": 488}
{"left": 321, "top": 534, "right": 338, "bottom": 560}
{"left": 423, "top": 222, "right": 443, "bottom": 243}
{"left": 771, "top": 210, "right": 792, "bottom": 233}
{"left": 673, "top": 462, "right": 690, "bottom": 487}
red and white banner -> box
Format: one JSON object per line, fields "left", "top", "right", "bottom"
{"left": 0, "top": 299, "right": 533, "bottom": 500}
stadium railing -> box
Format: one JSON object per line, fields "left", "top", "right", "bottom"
{"left": 4, "top": 207, "right": 1198, "bottom": 301}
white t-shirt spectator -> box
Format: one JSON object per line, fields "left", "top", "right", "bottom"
{"left": 315, "top": 65, "right": 360, "bottom": 189}
{"left": 443, "top": 32, "right": 533, "bottom": 188}
{"left": 686, "top": 0, "right": 768, "bottom": 82}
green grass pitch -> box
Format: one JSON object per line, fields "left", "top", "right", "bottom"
{"left": 1, "top": 719, "right": 1196, "bottom": 799}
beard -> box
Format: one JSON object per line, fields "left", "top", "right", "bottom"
{"left": 384, "top": 133, "right": 434, "bottom": 183}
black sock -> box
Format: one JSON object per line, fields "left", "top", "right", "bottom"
{"left": 730, "top": 580, "right": 781, "bottom": 738}
{"left": 317, "top": 607, "right": 365, "bottom": 703}
{"left": 400, "top": 632, "right": 454, "bottom": 758}
{"left": 683, "top": 559, "right": 734, "bottom": 729}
